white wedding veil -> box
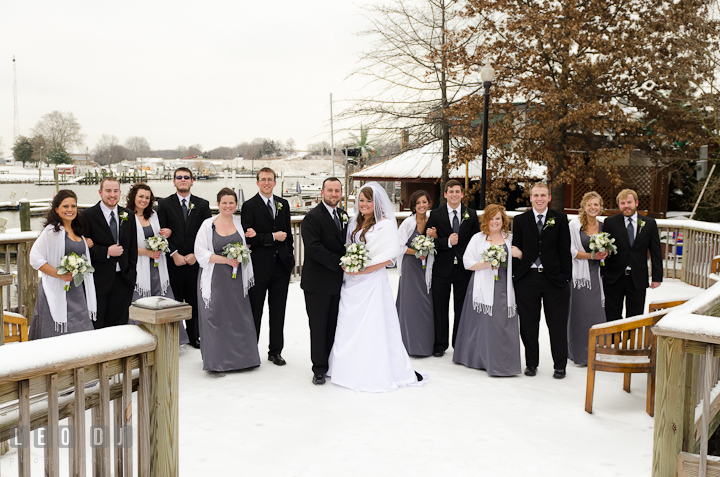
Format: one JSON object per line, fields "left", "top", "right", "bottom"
{"left": 348, "top": 182, "right": 398, "bottom": 239}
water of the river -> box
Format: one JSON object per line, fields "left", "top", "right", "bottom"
{"left": 0, "top": 176, "right": 322, "bottom": 231}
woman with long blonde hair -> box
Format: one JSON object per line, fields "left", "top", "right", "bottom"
{"left": 567, "top": 191, "right": 608, "bottom": 366}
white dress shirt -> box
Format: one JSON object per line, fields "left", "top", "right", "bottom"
{"left": 446, "top": 203, "right": 462, "bottom": 249}
{"left": 625, "top": 212, "right": 638, "bottom": 270}
{"left": 531, "top": 207, "right": 548, "bottom": 269}
{"left": 99, "top": 201, "right": 121, "bottom": 271}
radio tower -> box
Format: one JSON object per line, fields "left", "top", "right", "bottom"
{"left": 13, "top": 56, "right": 20, "bottom": 139}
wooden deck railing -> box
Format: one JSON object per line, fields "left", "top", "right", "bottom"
{"left": 0, "top": 300, "right": 188, "bottom": 476}
{"left": 0, "top": 232, "right": 39, "bottom": 319}
{"left": 652, "top": 283, "right": 720, "bottom": 477}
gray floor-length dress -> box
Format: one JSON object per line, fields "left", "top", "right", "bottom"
{"left": 396, "top": 229, "right": 434, "bottom": 357}
{"left": 29, "top": 233, "right": 94, "bottom": 340}
{"left": 567, "top": 227, "right": 606, "bottom": 366}
{"left": 452, "top": 245, "right": 521, "bottom": 376}
{"left": 197, "top": 228, "right": 261, "bottom": 372}
{"left": 130, "top": 225, "right": 189, "bottom": 345}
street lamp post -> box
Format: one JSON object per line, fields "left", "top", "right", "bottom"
{"left": 479, "top": 59, "right": 495, "bottom": 211}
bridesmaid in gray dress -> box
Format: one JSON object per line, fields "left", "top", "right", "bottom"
{"left": 396, "top": 190, "right": 435, "bottom": 356}
{"left": 453, "top": 205, "right": 522, "bottom": 376}
{"left": 568, "top": 192, "right": 608, "bottom": 366}
{"left": 126, "top": 183, "right": 189, "bottom": 344}
{"left": 29, "top": 190, "right": 95, "bottom": 339}
{"left": 196, "top": 188, "right": 260, "bottom": 372}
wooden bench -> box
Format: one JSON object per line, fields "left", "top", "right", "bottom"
{"left": 2, "top": 311, "right": 27, "bottom": 344}
{"left": 585, "top": 299, "right": 688, "bottom": 417}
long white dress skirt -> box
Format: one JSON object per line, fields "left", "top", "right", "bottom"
{"left": 328, "top": 267, "right": 421, "bottom": 392}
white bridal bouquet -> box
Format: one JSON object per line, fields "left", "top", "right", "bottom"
{"left": 480, "top": 244, "right": 508, "bottom": 281}
{"left": 56, "top": 252, "right": 95, "bottom": 292}
{"left": 221, "top": 242, "right": 251, "bottom": 279}
{"left": 410, "top": 234, "right": 437, "bottom": 269}
{"left": 144, "top": 235, "right": 170, "bottom": 267}
{"left": 588, "top": 232, "right": 617, "bottom": 266}
{"left": 340, "top": 243, "right": 371, "bottom": 273}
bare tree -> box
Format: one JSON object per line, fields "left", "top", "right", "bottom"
{"left": 286, "top": 138, "right": 296, "bottom": 154}
{"left": 124, "top": 136, "right": 151, "bottom": 159}
{"left": 31, "top": 111, "right": 86, "bottom": 150}
{"left": 30, "top": 135, "right": 49, "bottom": 166}
{"left": 93, "top": 134, "right": 124, "bottom": 165}
{"left": 342, "top": 0, "right": 484, "bottom": 195}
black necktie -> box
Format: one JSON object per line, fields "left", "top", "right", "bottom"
{"left": 333, "top": 209, "right": 342, "bottom": 232}
{"left": 535, "top": 214, "right": 543, "bottom": 267}
{"left": 109, "top": 211, "right": 118, "bottom": 244}
{"left": 267, "top": 199, "right": 274, "bottom": 218}
{"left": 181, "top": 199, "right": 188, "bottom": 222}
{"left": 452, "top": 210, "right": 460, "bottom": 234}
{"left": 627, "top": 218, "right": 635, "bottom": 247}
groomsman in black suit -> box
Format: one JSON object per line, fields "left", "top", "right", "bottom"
{"left": 301, "top": 177, "right": 347, "bottom": 384}
{"left": 82, "top": 177, "right": 138, "bottom": 328}
{"left": 425, "top": 179, "right": 480, "bottom": 357}
{"left": 512, "top": 182, "right": 572, "bottom": 379}
{"left": 157, "top": 167, "right": 212, "bottom": 348}
{"left": 241, "top": 167, "right": 294, "bottom": 366}
{"left": 602, "top": 189, "right": 662, "bottom": 321}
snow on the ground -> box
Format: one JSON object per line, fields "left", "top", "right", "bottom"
{"left": 0, "top": 275, "right": 705, "bottom": 476}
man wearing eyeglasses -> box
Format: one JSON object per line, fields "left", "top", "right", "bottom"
{"left": 157, "top": 167, "right": 212, "bottom": 348}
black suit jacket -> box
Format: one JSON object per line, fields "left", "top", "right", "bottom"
{"left": 512, "top": 209, "right": 572, "bottom": 287}
{"left": 300, "top": 203, "right": 347, "bottom": 295}
{"left": 82, "top": 203, "right": 138, "bottom": 292}
{"left": 156, "top": 194, "right": 212, "bottom": 258}
{"left": 601, "top": 213, "right": 663, "bottom": 289}
{"left": 241, "top": 193, "right": 295, "bottom": 282}
{"left": 425, "top": 205, "right": 480, "bottom": 278}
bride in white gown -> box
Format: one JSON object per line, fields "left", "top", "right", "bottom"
{"left": 328, "top": 182, "right": 426, "bottom": 392}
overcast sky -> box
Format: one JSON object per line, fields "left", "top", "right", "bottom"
{"left": 0, "top": 1, "right": 374, "bottom": 155}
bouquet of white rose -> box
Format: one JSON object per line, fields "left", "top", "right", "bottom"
{"left": 56, "top": 252, "right": 95, "bottom": 292}
{"left": 480, "top": 244, "right": 508, "bottom": 281}
{"left": 588, "top": 231, "right": 617, "bottom": 266}
{"left": 144, "top": 235, "right": 170, "bottom": 267}
{"left": 410, "top": 234, "right": 437, "bottom": 269}
{"left": 340, "top": 243, "right": 371, "bottom": 273}
{"left": 222, "top": 242, "right": 251, "bottom": 279}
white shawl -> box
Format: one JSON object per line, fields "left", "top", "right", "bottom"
{"left": 347, "top": 218, "right": 399, "bottom": 267}
{"left": 134, "top": 212, "right": 171, "bottom": 298}
{"left": 29, "top": 224, "right": 98, "bottom": 331}
{"left": 195, "top": 215, "right": 254, "bottom": 308}
{"left": 397, "top": 213, "right": 434, "bottom": 293}
{"left": 463, "top": 232, "right": 516, "bottom": 318}
{"left": 569, "top": 218, "right": 604, "bottom": 303}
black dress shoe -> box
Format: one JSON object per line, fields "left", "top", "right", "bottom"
{"left": 524, "top": 366, "right": 537, "bottom": 376}
{"left": 553, "top": 369, "right": 566, "bottom": 379}
{"left": 432, "top": 351, "right": 444, "bottom": 358}
{"left": 190, "top": 341, "right": 201, "bottom": 349}
{"left": 414, "top": 371, "right": 424, "bottom": 382}
{"left": 312, "top": 373, "right": 326, "bottom": 385}
{"left": 268, "top": 354, "right": 287, "bottom": 366}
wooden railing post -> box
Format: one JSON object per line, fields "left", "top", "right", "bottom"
{"left": 129, "top": 300, "right": 190, "bottom": 477}
{"left": 653, "top": 335, "right": 691, "bottom": 476}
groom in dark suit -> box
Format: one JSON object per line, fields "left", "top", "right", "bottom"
{"left": 512, "top": 182, "right": 572, "bottom": 379}
{"left": 602, "top": 189, "right": 662, "bottom": 321}
{"left": 241, "top": 167, "right": 294, "bottom": 366}
{"left": 157, "top": 167, "right": 212, "bottom": 348}
{"left": 82, "top": 177, "right": 138, "bottom": 328}
{"left": 425, "top": 179, "right": 480, "bottom": 357}
{"left": 301, "top": 177, "right": 347, "bottom": 385}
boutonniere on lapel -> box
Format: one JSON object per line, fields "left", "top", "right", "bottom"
{"left": 638, "top": 219, "right": 646, "bottom": 230}
{"left": 341, "top": 211, "right": 349, "bottom": 227}
{"left": 119, "top": 211, "right": 129, "bottom": 223}
{"left": 545, "top": 217, "right": 555, "bottom": 228}
{"left": 275, "top": 201, "right": 283, "bottom": 216}
{"left": 461, "top": 210, "right": 470, "bottom": 223}
{"left": 187, "top": 202, "right": 196, "bottom": 215}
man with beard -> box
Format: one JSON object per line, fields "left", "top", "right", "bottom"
{"left": 601, "top": 189, "right": 662, "bottom": 321}
{"left": 157, "top": 167, "right": 212, "bottom": 347}
{"left": 301, "top": 177, "right": 347, "bottom": 385}
{"left": 82, "top": 177, "right": 138, "bottom": 328}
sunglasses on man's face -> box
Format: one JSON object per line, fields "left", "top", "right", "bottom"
{"left": 176, "top": 175, "right": 191, "bottom": 180}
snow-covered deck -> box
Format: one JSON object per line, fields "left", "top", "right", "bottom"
{"left": 172, "top": 273, "right": 701, "bottom": 476}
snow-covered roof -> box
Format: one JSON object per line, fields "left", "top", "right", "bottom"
{"left": 351, "top": 141, "right": 546, "bottom": 180}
